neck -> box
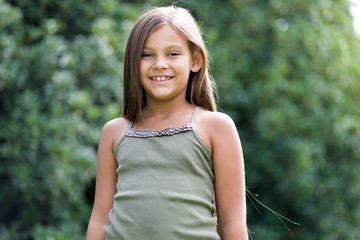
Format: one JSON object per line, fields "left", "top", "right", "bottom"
{"left": 142, "top": 98, "right": 192, "bottom": 119}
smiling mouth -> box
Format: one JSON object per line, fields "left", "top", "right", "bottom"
{"left": 150, "top": 76, "right": 173, "bottom": 81}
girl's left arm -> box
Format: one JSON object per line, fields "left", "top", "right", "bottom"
{"left": 211, "top": 113, "right": 248, "bottom": 240}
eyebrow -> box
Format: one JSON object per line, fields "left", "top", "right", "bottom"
{"left": 142, "top": 44, "right": 186, "bottom": 51}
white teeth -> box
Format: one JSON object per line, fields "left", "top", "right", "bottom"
{"left": 152, "top": 76, "right": 170, "bottom": 81}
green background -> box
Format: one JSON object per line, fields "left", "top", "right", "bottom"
{"left": 1, "top": 0, "right": 359, "bottom": 239}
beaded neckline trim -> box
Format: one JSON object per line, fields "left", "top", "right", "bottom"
{"left": 126, "top": 123, "right": 193, "bottom": 138}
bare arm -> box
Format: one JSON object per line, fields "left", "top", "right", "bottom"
{"left": 210, "top": 113, "right": 248, "bottom": 240}
{"left": 86, "top": 119, "right": 128, "bottom": 240}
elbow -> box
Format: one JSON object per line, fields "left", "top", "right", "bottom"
{"left": 219, "top": 220, "right": 248, "bottom": 240}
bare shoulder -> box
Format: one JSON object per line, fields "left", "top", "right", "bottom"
{"left": 103, "top": 117, "right": 130, "bottom": 132}
{"left": 197, "top": 109, "right": 237, "bottom": 134}
{"left": 100, "top": 117, "right": 131, "bottom": 150}
{"left": 195, "top": 109, "right": 238, "bottom": 153}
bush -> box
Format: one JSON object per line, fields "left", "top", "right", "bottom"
{"left": 1, "top": 0, "right": 359, "bottom": 239}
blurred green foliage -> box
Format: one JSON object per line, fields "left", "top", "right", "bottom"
{"left": 1, "top": 0, "right": 359, "bottom": 239}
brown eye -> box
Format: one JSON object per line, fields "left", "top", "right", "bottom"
{"left": 168, "top": 52, "right": 180, "bottom": 57}
{"left": 141, "top": 53, "right": 152, "bottom": 58}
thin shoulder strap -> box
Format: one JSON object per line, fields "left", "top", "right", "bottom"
{"left": 114, "top": 120, "right": 135, "bottom": 157}
{"left": 191, "top": 107, "right": 199, "bottom": 124}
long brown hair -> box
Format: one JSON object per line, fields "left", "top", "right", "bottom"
{"left": 122, "top": 6, "right": 217, "bottom": 123}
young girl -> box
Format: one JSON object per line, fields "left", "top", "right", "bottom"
{"left": 86, "top": 6, "right": 248, "bottom": 240}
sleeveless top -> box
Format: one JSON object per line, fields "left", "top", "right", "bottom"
{"left": 104, "top": 107, "right": 220, "bottom": 240}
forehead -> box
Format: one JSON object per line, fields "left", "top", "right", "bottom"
{"left": 143, "top": 24, "right": 189, "bottom": 49}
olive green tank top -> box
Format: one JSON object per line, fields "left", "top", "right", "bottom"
{"left": 104, "top": 107, "right": 220, "bottom": 240}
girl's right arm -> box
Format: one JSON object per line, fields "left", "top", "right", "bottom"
{"left": 86, "top": 119, "right": 128, "bottom": 240}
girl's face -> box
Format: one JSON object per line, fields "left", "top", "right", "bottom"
{"left": 139, "top": 24, "right": 199, "bottom": 104}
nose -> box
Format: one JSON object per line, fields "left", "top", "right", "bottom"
{"left": 153, "top": 56, "right": 168, "bottom": 70}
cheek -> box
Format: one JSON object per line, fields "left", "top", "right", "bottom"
{"left": 139, "top": 62, "right": 147, "bottom": 75}
{"left": 174, "top": 61, "right": 192, "bottom": 72}
{"left": 139, "top": 61, "right": 144, "bottom": 71}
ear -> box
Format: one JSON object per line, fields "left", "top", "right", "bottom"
{"left": 191, "top": 50, "right": 204, "bottom": 73}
